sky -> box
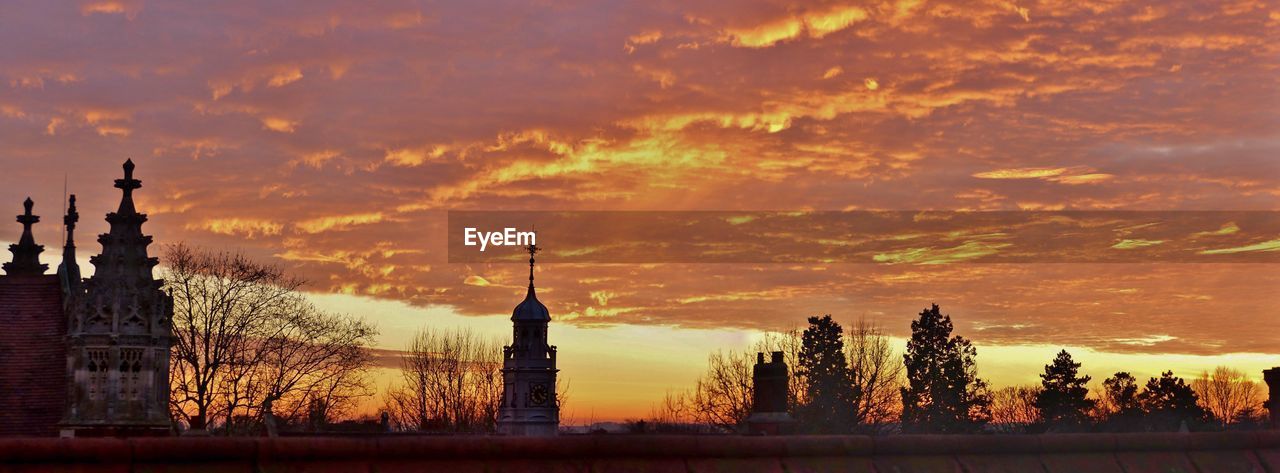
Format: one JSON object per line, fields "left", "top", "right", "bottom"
{"left": 0, "top": 0, "right": 1277, "bottom": 421}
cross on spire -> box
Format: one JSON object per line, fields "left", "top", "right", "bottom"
{"left": 114, "top": 158, "right": 141, "bottom": 214}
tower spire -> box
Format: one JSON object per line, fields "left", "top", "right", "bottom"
{"left": 4, "top": 198, "right": 48, "bottom": 275}
{"left": 90, "top": 158, "right": 158, "bottom": 283}
{"left": 527, "top": 243, "right": 539, "bottom": 290}
{"left": 58, "top": 194, "right": 81, "bottom": 292}
{"left": 511, "top": 242, "right": 549, "bottom": 322}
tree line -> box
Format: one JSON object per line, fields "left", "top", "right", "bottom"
{"left": 642, "top": 304, "right": 1269, "bottom": 434}
{"left": 161, "top": 245, "right": 1267, "bottom": 435}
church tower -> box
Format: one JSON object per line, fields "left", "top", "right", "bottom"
{"left": 497, "top": 244, "right": 559, "bottom": 436}
{"left": 61, "top": 159, "right": 173, "bottom": 436}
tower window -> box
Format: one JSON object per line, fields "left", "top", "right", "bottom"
{"left": 86, "top": 349, "right": 108, "bottom": 401}
{"left": 119, "top": 348, "right": 144, "bottom": 401}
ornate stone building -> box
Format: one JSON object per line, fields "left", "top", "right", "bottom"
{"left": 497, "top": 244, "right": 560, "bottom": 436}
{"left": 60, "top": 159, "right": 174, "bottom": 436}
{"left": 0, "top": 160, "right": 173, "bottom": 437}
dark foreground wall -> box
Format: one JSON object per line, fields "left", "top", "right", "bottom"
{"left": 0, "top": 432, "right": 1276, "bottom": 473}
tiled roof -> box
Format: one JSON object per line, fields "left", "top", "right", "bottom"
{"left": 0, "top": 274, "right": 66, "bottom": 437}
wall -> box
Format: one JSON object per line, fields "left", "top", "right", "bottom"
{"left": 0, "top": 431, "right": 1275, "bottom": 473}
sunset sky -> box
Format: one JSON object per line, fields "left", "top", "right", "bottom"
{"left": 1, "top": 0, "right": 1277, "bottom": 421}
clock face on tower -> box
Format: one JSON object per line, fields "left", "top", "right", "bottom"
{"left": 529, "top": 383, "right": 550, "bottom": 406}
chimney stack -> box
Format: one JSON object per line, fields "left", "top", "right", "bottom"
{"left": 746, "top": 351, "right": 794, "bottom": 435}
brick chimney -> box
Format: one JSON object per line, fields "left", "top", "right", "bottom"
{"left": 746, "top": 351, "right": 794, "bottom": 435}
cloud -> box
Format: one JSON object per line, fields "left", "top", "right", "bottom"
{"left": 186, "top": 218, "right": 285, "bottom": 238}
{"left": 974, "top": 167, "right": 1069, "bottom": 179}
{"left": 974, "top": 167, "right": 1116, "bottom": 185}
{"left": 295, "top": 212, "right": 385, "bottom": 234}
{"left": 1193, "top": 222, "right": 1239, "bottom": 237}
{"left": 267, "top": 68, "right": 304, "bottom": 87}
{"left": 261, "top": 117, "right": 298, "bottom": 133}
{"left": 0, "top": 0, "right": 1274, "bottom": 362}
{"left": 1111, "top": 239, "right": 1164, "bottom": 250}
{"left": 1200, "top": 238, "right": 1280, "bottom": 255}
{"left": 80, "top": 0, "right": 143, "bottom": 18}
{"left": 723, "top": 4, "right": 868, "bottom": 48}
{"left": 873, "top": 240, "right": 1012, "bottom": 264}
{"left": 384, "top": 146, "right": 448, "bottom": 167}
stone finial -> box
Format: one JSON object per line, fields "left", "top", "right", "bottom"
{"left": 64, "top": 194, "right": 78, "bottom": 240}
{"left": 58, "top": 194, "right": 81, "bottom": 292}
{"left": 114, "top": 158, "right": 142, "bottom": 214}
{"left": 4, "top": 197, "right": 48, "bottom": 275}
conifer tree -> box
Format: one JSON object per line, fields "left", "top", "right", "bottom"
{"left": 900, "top": 304, "right": 991, "bottom": 433}
{"left": 797, "top": 314, "right": 854, "bottom": 433}
{"left": 1034, "top": 350, "right": 1095, "bottom": 430}
{"left": 1140, "top": 371, "right": 1208, "bottom": 431}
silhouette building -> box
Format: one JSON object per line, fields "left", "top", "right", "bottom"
{"left": 0, "top": 198, "right": 65, "bottom": 436}
{"left": 0, "top": 160, "right": 173, "bottom": 437}
{"left": 497, "top": 244, "right": 560, "bottom": 436}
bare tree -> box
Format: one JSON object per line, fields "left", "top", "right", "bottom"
{"left": 650, "top": 390, "right": 693, "bottom": 425}
{"left": 990, "top": 385, "right": 1042, "bottom": 431}
{"left": 165, "top": 243, "right": 304, "bottom": 431}
{"left": 555, "top": 377, "right": 571, "bottom": 423}
{"left": 687, "top": 349, "right": 755, "bottom": 431}
{"left": 1192, "top": 366, "right": 1263, "bottom": 428}
{"left": 165, "top": 244, "right": 376, "bottom": 434}
{"left": 680, "top": 329, "right": 807, "bottom": 431}
{"left": 249, "top": 303, "right": 376, "bottom": 433}
{"left": 382, "top": 328, "right": 504, "bottom": 432}
{"left": 847, "top": 319, "right": 903, "bottom": 430}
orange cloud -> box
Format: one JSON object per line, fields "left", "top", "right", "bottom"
{"left": 80, "top": 0, "right": 143, "bottom": 18}
{"left": 295, "top": 212, "right": 385, "bottom": 234}
{"left": 261, "top": 117, "right": 298, "bottom": 133}
{"left": 723, "top": 4, "right": 868, "bottom": 48}
{"left": 187, "top": 218, "right": 285, "bottom": 238}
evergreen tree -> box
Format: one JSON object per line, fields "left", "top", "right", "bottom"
{"left": 900, "top": 304, "right": 991, "bottom": 433}
{"left": 1033, "top": 350, "right": 1095, "bottom": 430}
{"left": 797, "top": 315, "right": 854, "bottom": 433}
{"left": 1140, "top": 371, "right": 1208, "bottom": 431}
